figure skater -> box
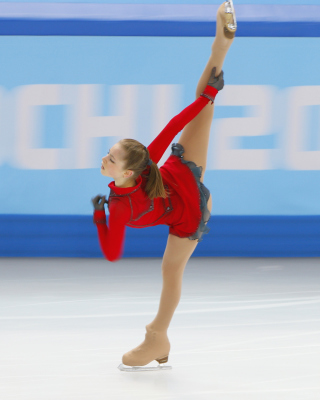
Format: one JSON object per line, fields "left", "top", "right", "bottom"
{"left": 92, "top": 1, "right": 237, "bottom": 371}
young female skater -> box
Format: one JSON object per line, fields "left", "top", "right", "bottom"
{"left": 92, "top": 1, "right": 237, "bottom": 370}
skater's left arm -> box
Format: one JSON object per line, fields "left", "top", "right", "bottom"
{"left": 92, "top": 196, "right": 131, "bottom": 262}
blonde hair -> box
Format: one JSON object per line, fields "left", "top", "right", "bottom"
{"left": 120, "top": 138, "right": 169, "bottom": 200}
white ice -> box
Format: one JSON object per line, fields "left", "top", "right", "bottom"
{"left": 0, "top": 257, "right": 320, "bottom": 400}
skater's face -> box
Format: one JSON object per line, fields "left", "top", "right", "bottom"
{"left": 101, "top": 142, "right": 133, "bottom": 180}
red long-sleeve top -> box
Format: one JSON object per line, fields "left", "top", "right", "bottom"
{"left": 93, "top": 85, "right": 218, "bottom": 261}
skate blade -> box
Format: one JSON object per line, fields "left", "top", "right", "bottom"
{"left": 118, "top": 363, "right": 172, "bottom": 372}
{"left": 225, "top": 0, "right": 237, "bottom": 32}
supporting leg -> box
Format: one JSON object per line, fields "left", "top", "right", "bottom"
{"left": 148, "top": 234, "right": 199, "bottom": 332}
{"left": 121, "top": 234, "right": 198, "bottom": 367}
{"left": 121, "top": 194, "right": 212, "bottom": 368}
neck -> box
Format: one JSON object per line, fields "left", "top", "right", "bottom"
{"left": 114, "top": 177, "right": 137, "bottom": 188}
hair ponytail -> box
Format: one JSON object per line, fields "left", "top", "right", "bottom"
{"left": 144, "top": 160, "right": 168, "bottom": 200}
{"left": 120, "top": 139, "right": 169, "bottom": 200}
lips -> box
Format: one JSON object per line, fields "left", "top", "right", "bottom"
{"left": 101, "top": 164, "right": 105, "bottom": 170}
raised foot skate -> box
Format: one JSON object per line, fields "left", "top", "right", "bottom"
{"left": 223, "top": 0, "right": 237, "bottom": 38}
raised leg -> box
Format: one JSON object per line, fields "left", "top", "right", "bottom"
{"left": 178, "top": 2, "right": 235, "bottom": 182}
{"left": 196, "top": 2, "right": 236, "bottom": 97}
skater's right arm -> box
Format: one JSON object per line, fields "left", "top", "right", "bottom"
{"left": 93, "top": 197, "right": 131, "bottom": 262}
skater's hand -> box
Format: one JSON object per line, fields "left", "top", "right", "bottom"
{"left": 92, "top": 194, "right": 107, "bottom": 211}
{"left": 207, "top": 67, "right": 224, "bottom": 91}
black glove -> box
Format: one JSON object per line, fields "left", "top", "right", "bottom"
{"left": 207, "top": 67, "right": 224, "bottom": 91}
{"left": 91, "top": 194, "right": 107, "bottom": 211}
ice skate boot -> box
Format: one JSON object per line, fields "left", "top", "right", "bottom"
{"left": 118, "top": 326, "right": 171, "bottom": 372}
{"left": 222, "top": 1, "right": 237, "bottom": 39}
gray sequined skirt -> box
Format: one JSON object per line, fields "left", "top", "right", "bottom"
{"left": 170, "top": 143, "right": 211, "bottom": 242}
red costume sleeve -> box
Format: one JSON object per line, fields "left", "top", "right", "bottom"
{"left": 147, "top": 85, "right": 218, "bottom": 164}
{"left": 93, "top": 200, "right": 131, "bottom": 262}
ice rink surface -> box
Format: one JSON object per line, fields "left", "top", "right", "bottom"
{"left": 0, "top": 257, "right": 320, "bottom": 400}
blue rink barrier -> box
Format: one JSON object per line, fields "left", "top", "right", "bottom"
{"left": 1, "top": 4, "right": 320, "bottom": 37}
{"left": 1, "top": 20, "right": 320, "bottom": 37}
{"left": 0, "top": 215, "right": 319, "bottom": 258}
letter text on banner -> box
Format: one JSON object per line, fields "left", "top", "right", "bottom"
{"left": 212, "top": 85, "right": 274, "bottom": 170}
{"left": 0, "top": 87, "right": 4, "bottom": 165}
{"left": 13, "top": 84, "right": 75, "bottom": 170}
{"left": 12, "top": 84, "right": 137, "bottom": 169}
{"left": 285, "top": 86, "right": 320, "bottom": 170}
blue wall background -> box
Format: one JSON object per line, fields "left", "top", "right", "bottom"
{"left": 0, "top": 2, "right": 320, "bottom": 257}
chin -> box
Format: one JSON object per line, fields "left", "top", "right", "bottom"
{"left": 100, "top": 169, "right": 109, "bottom": 177}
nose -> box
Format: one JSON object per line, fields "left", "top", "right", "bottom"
{"left": 102, "top": 155, "right": 107, "bottom": 163}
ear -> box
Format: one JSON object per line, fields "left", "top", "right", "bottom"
{"left": 124, "top": 170, "right": 134, "bottom": 178}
